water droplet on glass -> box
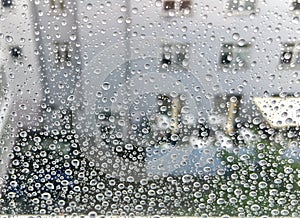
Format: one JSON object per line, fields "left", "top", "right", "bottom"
{"left": 5, "top": 35, "right": 13, "bottom": 43}
{"left": 102, "top": 82, "right": 111, "bottom": 91}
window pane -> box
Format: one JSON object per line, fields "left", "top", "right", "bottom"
{"left": 1, "top": 0, "right": 300, "bottom": 216}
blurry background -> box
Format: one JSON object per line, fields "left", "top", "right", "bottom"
{"left": 1, "top": 0, "right": 300, "bottom": 216}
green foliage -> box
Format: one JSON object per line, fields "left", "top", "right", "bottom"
{"left": 212, "top": 128, "right": 300, "bottom": 217}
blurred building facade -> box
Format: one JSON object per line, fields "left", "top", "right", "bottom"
{"left": 1, "top": 0, "right": 300, "bottom": 180}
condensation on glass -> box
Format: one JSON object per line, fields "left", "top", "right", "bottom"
{"left": 0, "top": 0, "right": 300, "bottom": 216}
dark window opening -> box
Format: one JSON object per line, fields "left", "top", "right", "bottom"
{"left": 176, "top": 52, "right": 186, "bottom": 64}
{"left": 50, "top": 0, "right": 65, "bottom": 13}
{"left": 281, "top": 51, "right": 293, "bottom": 64}
{"left": 180, "top": 1, "right": 191, "bottom": 11}
{"left": 54, "top": 42, "right": 71, "bottom": 65}
{"left": 163, "top": 1, "right": 175, "bottom": 10}
{"left": 2, "top": 0, "right": 12, "bottom": 7}
{"left": 292, "top": 0, "right": 300, "bottom": 10}
{"left": 220, "top": 43, "right": 250, "bottom": 68}
{"left": 221, "top": 52, "right": 232, "bottom": 65}
{"left": 227, "top": 0, "right": 256, "bottom": 12}
{"left": 10, "top": 46, "right": 22, "bottom": 58}
{"left": 161, "top": 53, "right": 172, "bottom": 65}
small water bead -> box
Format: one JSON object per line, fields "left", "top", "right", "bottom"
{"left": 5, "top": 35, "right": 13, "bottom": 43}
{"left": 232, "top": 33, "right": 240, "bottom": 40}
{"left": 102, "top": 82, "right": 111, "bottom": 90}
{"left": 155, "top": 0, "right": 162, "bottom": 7}
{"left": 132, "top": 7, "right": 138, "bottom": 14}
{"left": 117, "top": 16, "right": 124, "bottom": 24}
{"left": 250, "top": 204, "right": 260, "bottom": 212}
{"left": 67, "top": 95, "right": 75, "bottom": 101}
{"left": 41, "top": 192, "right": 51, "bottom": 200}
{"left": 86, "top": 3, "right": 93, "bottom": 10}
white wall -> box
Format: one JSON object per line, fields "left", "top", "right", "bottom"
{"left": 73, "top": 0, "right": 300, "bottom": 177}
{"left": 30, "top": 0, "right": 82, "bottom": 131}
{"left": 76, "top": 0, "right": 300, "bottom": 121}
{"left": 0, "top": 0, "right": 43, "bottom": 189}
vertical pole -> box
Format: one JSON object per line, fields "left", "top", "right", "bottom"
{"left": 225, "top": 95, "right": 241, "bottom": 136}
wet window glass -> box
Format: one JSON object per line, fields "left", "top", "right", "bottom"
{"left": 1, "top": 0, "right": 300, "bottom": 216}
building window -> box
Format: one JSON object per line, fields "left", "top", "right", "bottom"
{"left": 53, "top": 41, "right": 71, "bottom": 67}
{"left": 10, "top": 46, "right": 22, "bottom": 58}
{"left": 95, "top": 111, "right": 115, "bottom": 144}
{"left": 153, "top": 94, "right": 182, "bottom": 145}
{"left": 161, "top": 43, "right": 189, "bottom": 68}
{"left": 226, "top": 0, "right": 257, "bottom": 14}
{"left": 163, "top": 1, "right": 175, "bottom": 11}
{"left": 49, "top": 0, "right": 66, "bottom": 14}
{"left": 2, "top": 0, "right": 12, "bottom": 8}
{"left": 220, "top": 43, "right": 251, "bottom": 70}
{"left": 291, "top": 0, "right": 300, "bottom": 11}
{"left": 279, "top": 43, "right": 300, "bottom": 69}
{"left": 162, "top": 0, "right": 192, "bottom": 16}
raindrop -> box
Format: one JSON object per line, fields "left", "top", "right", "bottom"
{"left": 117, "top": 16, "right": 124, "bottom": 24}
{"left": 5, "top": 35, "right": 13, "bottom": 43}
{"left": 232, "top": 33, "right": 240, "bottom": 40}
{"left": 182, "top": 174, "right": 192, "bottom": 183}
{"left": 155, "top": 0, "right": 162, "bottom": 7}
{"left": 170, "top": 134, "right": 179, "bottom": 141}
{"left": 86, "top": 3, "right": 93, "bottom": 10}
{"left": 41, "top": 193, "right": 51, "bottom": 200}
{"left": 94, "top": 69, "right": 101, "bottom": 74}
{"left": 67, "top": 95, "right": 75, "bottom": 101}
{"left": 102, "top": 82, "right": 111, "bottom": 91}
